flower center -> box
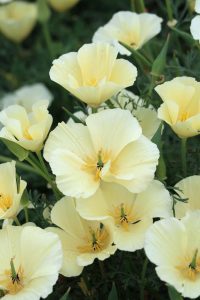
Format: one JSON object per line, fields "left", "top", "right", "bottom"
{"left": 177, "top": 249, "right": 200, "bottom": 281}
{"left": 23, "top": 128, "right": 32, "bottom": 140}
{"left": 78, "top": 223, "right": 110, "bottom": 253}
{"left": 0, "top": 193, "right": 12, "bottom": 212}
{"left": 111, "top": 203, "right": 140, "bottom": 231}
{"left": 179, "top": 111, "right": 189, "bottom": 122}
{"left": 0, "top": 258, "right": 24, "bottom": 295}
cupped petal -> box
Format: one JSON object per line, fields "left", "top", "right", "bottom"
{"left": 77, "top": 42, "right": 118, "bottom": 85}
{"left": 86, "top": 108, "right": 142, "bottom": 159}
{"left": 157, "top": 100, "right": 179, "bottom": 126}
{"left": 47, "top": 149, "right": 99, "bottom": 198}
{"left": 0, "top": 161, "right": 17, "bottom": 196}
{"left": 144, "top": 218, "right": 187, "bottom": 266}
{"left": 114, "top": 217, "right": 152, "bottom": 252}
{"left": 49, "top": 52, "right": 82, "bottom": 90}
{"left": 44, "top": 121, "right": 95, "bottom": 162}
{"left": 46, "top": 227, "right": 83, "bottom": 277}
{"left": 108, "top": 135, "right": 159, "bottom": 193}
{"left": 172, "top": 113, "right": 200, "bottom": 138}
{"left": 175, "top": 176, "right": 200, "bottom": 218}
{"left": 138, "top": 13, "right": 162, "bottom": 47}
{"left": 110, "top": 58, "right": 137, "bottom": 87}
{"left": 134, "top": 180, "right": 172, "bottom": 219}
{"left": 190, "top": 15, "right": 200, "bottom": 41}
{"left": 50, "top": 197, "right": 87, "bottom": 239}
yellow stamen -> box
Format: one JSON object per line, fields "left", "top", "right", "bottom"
{"left": 0, "top": 258, "right": 24, "bottom": 295}
{"left": 111, "top": 203, "right": 139, "bottom": 231}
{"left": 179, "top": 111, "right": 189, "bottom": 122}
{"left": 0, "top": 194, "right": 12, "bottom": 211}
{"left": 23, "top": 128, "right": 32, "bottom": 140}
{"left": 78, "top": 224, "right": 110, "bottom": 253}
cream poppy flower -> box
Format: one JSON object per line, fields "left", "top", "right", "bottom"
{"left": 44, "top": 108, "right": 159, "bottom": 198}
{"left": 145, "top": 211, "right": 200, "bottom": 299}
{"left": 0, "top": 225, "right": 62, "bottom": 299}
{"left": 92, "top": 11, "right": 162, "bottom": 56}
{"left": 155, "top": 77, "right": 200, "bottom": 138}
{"left": 190, "top": 0, "right": 200, "bottom": 41}
{"left": 0, "top": 1, "right": 37, "bottom": 43}
{"left": 49, "top": 42, "right": 137, "bottom": 107}
{"left": 0, "top": 100, "right": 53, "bottom": 152}
{"left": 48, "top": 0, "right": 79, "bottom": 12}
{"left": 76, "top": 180, "right": 172, "bottom": 252}
{"left": 47, "top": 197, "right": 116, "bottom": 277}
{"left": 0, "top": 161, "right": 26, "bottom": 220}
{"left": 1, "top": 83, "right": 53, "bottom": 112}
{"left": 174, "top": 176, "right": 200, "bottom": 219}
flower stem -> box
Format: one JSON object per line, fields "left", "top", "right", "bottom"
{"left": 138, "top": 0, "right": 145, "bottom": 12}
{"left": 24, "top": 207, "right": 29, "bottom": 223}
{"left": 0, "top": 155, "right": 40, "bottom": 175}
{"left": 14, "top": 216, "right": 21, "bottom": 226}
{"left": 181, "top": 138, "right": 187, "bottom": 177}
{"left": 140, "top": 257, "right": 148, "bottom": 300}
{"left": 42, "top": 22, "right": 54, "bottom": 60}
{"left": 165, "top": 0, "right": 173, "bottom": 21}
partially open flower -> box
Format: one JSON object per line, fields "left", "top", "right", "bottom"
{"left": 49, "top": 42, "right": 137, "bottom": 107}
{"left": 0, "top": 161, "right": 26, "bottom": 220}
{"left": 0, "top": 1, "right": 38, "bottom": 43}
{"left": 1, "top": 83, "right": 53, "bottom": 112}
{"left": 145, "top": 211, "right": 200, "bottom": 299}
{"left": 48, "top": 0, "right": 79, "bottom": 12}
{"left": 0, "top": 225, "right": 62, "bottom": 299}
{"left": 0, "top": 100, "right": 53, "bottom": 152}
{"left": 47, "top": 197, "right": 116, "bottom": 277}
{"left": 44, "top": 108, "right": 159, "bottom": 198}
{"left": 76, "top": 180, "right": 172, "bottom": 252}
{"left": 174, "top": 175, "right": 200, "bottom": 219}
{"left": 155, "top": 77, "right": 200, "bottom": 138}
{"left": 93, "top": 11, "right": 162, "bottom": 55}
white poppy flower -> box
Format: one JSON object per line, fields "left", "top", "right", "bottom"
{"left": 47, "top": 197, "right": 116, "bottom": 277}
{"left": 76, "top": 180, "right": 172, "bottom": 252}
{"left": 44, "top": 108, "right": 159, "bottom": 198}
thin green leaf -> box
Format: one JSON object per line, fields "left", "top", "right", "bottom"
{"left": 59, "top": 288, "right": 71, "bottom": 300}
{"left": 0, "top": 138, "right": 29, "bottom": 161}
{"left": 168, "top": 285, "right": 183, "bottom": 300}
{"left": 108, "top": 283, "right": 118, "bottom": 300}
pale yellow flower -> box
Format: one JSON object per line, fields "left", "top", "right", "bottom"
{"left": 93, "top": 11, "right": 162, "bottom": 56}
{"left": 47, "top": 197, "right": 116, "bottom": 277}
{"left": 0, "top": 225, "right": 62, "bottom": 299}
{"left": 145, "top": 211, "right": 200, "bottom": 299}
{"left": 49, "top": 42, "right": 137, "bottom": 107}
{"left": 76, "top": 180, "right": 172, "bottom": 252}
{"left": 155, "top": 77, "right": 200, "bottom": 138}
{"left": 0, "top": 161, "right": 26, "bottom": 220}
{"left": 174, "top": 176, "right": 200, "bottom": 219}
{"left": 0, "top": 1, "right": 37, "bottom": 43}
{"left": 48, "top": 0, "right": 79, "bottom": 12}
{"left": 1, "top": 83, "right": 53, "bottom": 112}
{"left": 0, "top": 100, "right": 53, "bottom": 152}
{"left": 44, "top": 108, "right": 159, "bottom": 198}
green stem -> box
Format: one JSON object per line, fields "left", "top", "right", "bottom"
{"left": 36, "top": 151, "right": 52, "bottom": 179}
{"left": 42, "top": 22, "right": 54, "bottom": 60}
{"left": 24, "top": 207, "right": 29, "bottom": 223}
{"left": 138, "top": 0, "right": 145, "bottom": 12}
{"left": 0, "top": 155, "right": 41, "bottom": 175}
{"left": 14, "top": 216, "right": 21, "bottom": 226}
{"left": 165, "top": 0, "right": 173, "bottom": 21}
{"left": 130, "top": 0, "right": 136, "bottom": 11}
{"left": 140, "top": 257, "right": 148, "bottom": 300}
{"left": 181, "top": 138, "right": 187, "bottom": 177}
{"left": 98, "top": 260, "right": 106, "bottom": 279}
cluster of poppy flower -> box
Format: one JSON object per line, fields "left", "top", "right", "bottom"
{"left": 0, "top": 1, "right": 200, "bottom": 299}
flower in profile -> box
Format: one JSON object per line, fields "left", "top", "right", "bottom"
{"left": 76, "top": 180, "right": 172, "bottom": 252}
{"left": 190, "top": 0, "right": 200, "bottom": 42}
{"left": 48, "top": 0, "right": 79, "bottom": 12}
{"left": 47, "top": 197, "right": 116, "bottom": 277}
{"left": 1, "top": 83, "right": 53, "bottom": 112}
{"left": 0, "top": 225, "right": 62, "bottom": 299}
{"left": 155, "top": 77, "right": 200, "bottom": 138}
{"left": 145, "top": 211, "right": 200, "bottom": 299}
{"left": 0, "top": 1, "right": 38, "bottom": 43}
{"left": 44, "top": 108, "right": 159, "bottom": 198}
{"left": 174, "top": 175, "right": 200, "bottom": 219}
{"left": 0, "top": 100, "right": 53, "bottom": 152}
{"left": 0, "top": 161, "right": 26, "bottom": 220}
{"left": 49, "top": 42, "right": 137, "bottom": 107}
{"left": 93, "top": 11, "right": 162, "bottom": 56}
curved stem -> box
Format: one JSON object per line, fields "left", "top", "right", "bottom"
{"left": 181, "top": 138, "right": 187, "bottom": 177}
{"left": 140, "top": 257, "right": 148, "bottom": 300}
{"left": 14, "top": 216, "right": 21, "bottom": 226}
{"left": 24, "top": 207, "right": 29, "bottom": 223}
{"left": 165, "top": 0, "right": 173, "bottom": 21}
{"left": 0, "top": 155, "right": 40, "bottom": 175}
